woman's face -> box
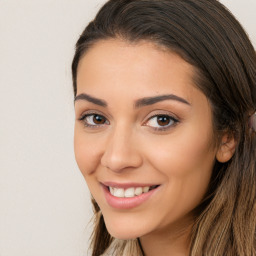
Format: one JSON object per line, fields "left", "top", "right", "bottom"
{"left": 74, "top": 39, "right": 217, "bottom": 239}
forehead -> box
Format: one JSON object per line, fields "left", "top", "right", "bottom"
{"left": 77, "top": 39, "right": 193, "bottom": 75}
{"left": 76, "top": 39, "right": 201, "bottom": 105}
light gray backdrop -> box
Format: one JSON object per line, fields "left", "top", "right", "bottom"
{"left": 0, "top": 0, "right": 255, "bottom": 255}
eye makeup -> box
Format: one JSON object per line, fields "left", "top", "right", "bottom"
{"left": 144, "top": 114, "right": 179, "bottom": 131}
{"left": 78, "top": 109, "right": 180, "bottom": 132}
{"left": 78, "top": 110, "right": 110, "bottom": 129}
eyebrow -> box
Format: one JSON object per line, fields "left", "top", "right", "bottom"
{"left": 74, "top": 93, "right": 107, "bottom": 107}
{"left": 74, "top": 93, "right": 190, "bottom": 108}
{"left": 134, "top": 94, "right": 191, "bottom": 108}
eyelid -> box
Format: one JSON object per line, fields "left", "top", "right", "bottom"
{"left": 77, "top": 109, "right": 180, "bottom": 131}
{"left": 142, "top": 110, "right": 180, "bottom": 131}
{"left": 143, "top": 110, "right": 179, "bottom": 124}
{"left": 78, "top": 110, "right": 110, "bottom": 128}
{"left": 78, "top": 109, "right": 108, "bottom": 120}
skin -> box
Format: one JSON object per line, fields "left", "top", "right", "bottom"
{"left": 74, "top": 39, "right": 231, "bottom": 255}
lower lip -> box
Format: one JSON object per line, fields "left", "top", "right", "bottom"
{"left": 102, "top": 185, "right": 159, "bottom": 209}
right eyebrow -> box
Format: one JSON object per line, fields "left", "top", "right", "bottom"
{"left": 74, "top": 93, "right": 107, "bottom": 107}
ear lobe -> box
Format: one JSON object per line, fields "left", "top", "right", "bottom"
{"left": 216, "top": 134, "right": 237, "bottom": 163}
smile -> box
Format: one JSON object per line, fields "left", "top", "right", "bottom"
{"left": 102, "top": 183, "right": 160, "bottom": 209}
{"left": 108, "top": 185, "right": 158, "bottom": 198}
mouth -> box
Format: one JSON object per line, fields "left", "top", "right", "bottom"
{"left": 107, "top": 185, "right": 159, "bottom": 198}
{"left": 101, "top": 182, "right": 161, "bottom": 209}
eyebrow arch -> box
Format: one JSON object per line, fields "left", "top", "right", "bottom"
{"left": 74, "top": 93, "right": 190, "bottom": 108}
{"left": 135, "top": 94, "right": 191, "bottom": 108}
{"left": 74, "top": 93, "right": 107, "bottom": 107}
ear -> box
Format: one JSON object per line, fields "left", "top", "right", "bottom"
{"left": 216, "top": 133, "right": 237, "bottom": 163}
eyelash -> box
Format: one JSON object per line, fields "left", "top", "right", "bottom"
{"left": 144, "top": 114, "right": 179, "bottom": 131}
{"left": 79, "top": 112, "right": 109, "bottom": 128}
{"left": 78, "top": 112, "right": 179, "bottom": 131}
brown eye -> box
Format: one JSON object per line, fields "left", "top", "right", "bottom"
{"left": 157, "top": 116, "right": 171, "bottom": 126}
{"left": 81, "top": 114, "right": 109, "bottom": 127}
{"left": 93, "top": 115, "right": 106, "bottom": 124}
{"left": 145, "top": 114, "right": 178, "bottom": 131}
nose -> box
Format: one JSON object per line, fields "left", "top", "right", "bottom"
{"left": 100, "top": 126, "right": 143, "bottom": 173}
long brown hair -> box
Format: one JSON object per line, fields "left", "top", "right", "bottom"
{"left": 72, "top": 0, "right": 256, "bottom": 255}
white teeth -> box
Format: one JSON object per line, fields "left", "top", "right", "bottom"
{"left": 109, "top": 185, "right": 155, "bottom": 198}
{"left": 110, "top": 187, "right": 114, "bottom": 195}
{"left": 124, "top": 187, "right": 135, "bottom": 197}
{"left": 143, "top": 186, "right": 150, "bottom": 193}
{"left": 114, "top": 188, "right": 125, "bottom": 198}
{"left": 135, "top": 187, "right": 143, "bottom": 196}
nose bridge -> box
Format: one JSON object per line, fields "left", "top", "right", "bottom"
{"left": 101, "top": 122, "right": 142, "bottom": 172}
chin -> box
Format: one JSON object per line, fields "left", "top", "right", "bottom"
{"left": 104, "top": 215, "right": 148, "bottom": 240}
{"left": 106, "top": 228, "right": 141, "bottom": 240}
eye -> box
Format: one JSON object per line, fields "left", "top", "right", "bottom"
{"left": 145, "top": 114, "right": 178, "bottom": 131}
{"left": 79, "top": 113, "right": 109, "bottom": 127}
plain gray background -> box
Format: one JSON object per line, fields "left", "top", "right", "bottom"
{"left": 0, "top": 0, "right": 255, "bottom": 255}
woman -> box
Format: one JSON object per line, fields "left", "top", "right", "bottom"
{"left": 72, "top": 0, "right": 256, "bottom": 255}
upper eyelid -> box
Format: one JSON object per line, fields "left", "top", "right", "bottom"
{"left": 77, "top": 109, "right": 180, "bottom": 123}
{"left": 143, "top": 110, "right": 179, "bottom": 122}
{"left": 144, "top": 114, "right": 178, "bottom": 127}
{"left": 80, "top": 113, "right": 110, "bottom": 127}
{"left": 80, "top": 113, "right": 108, "bottom": 121}
{"left": 147, "top": 113, "right": 178, "bottom": 121}
{"left": 78, "top": 110, "right": 110, "bottom": 120}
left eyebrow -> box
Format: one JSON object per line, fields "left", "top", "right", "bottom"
{"left": 134, "top": 94, "right": 191, "bottom": 108}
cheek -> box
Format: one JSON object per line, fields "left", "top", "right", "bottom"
{"left": 142, "top": 126, "right": 215, "bottom": 207}
{"left": 145, "top": 134, "right": 214, "bottom": 175}
{"left": 146, "top": 114, "right": 214, "bottom": 173}
{"left": 74, "top": 127, "right": 102, "bottom": 176}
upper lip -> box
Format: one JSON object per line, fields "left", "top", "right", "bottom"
{"left": 101, "top": 181, "right": 160, "bottom": 189}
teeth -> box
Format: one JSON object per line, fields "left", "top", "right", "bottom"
{"left": 114, "top": 188, "right": 125, "bottom": 198}
{"left": 109, "top": 185, "right": 156, "bottom": 198}
{"left": 143, "top": 186, "right": 150, "bottom": 193}
{"left": 135, "top": 187, "right": 143, "bottom": 196}
{"left": 110, "top": 187, "right": 114, "bottom": 195}
{"left": 124, "top": 187, "right": 135, "bottom": 197}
